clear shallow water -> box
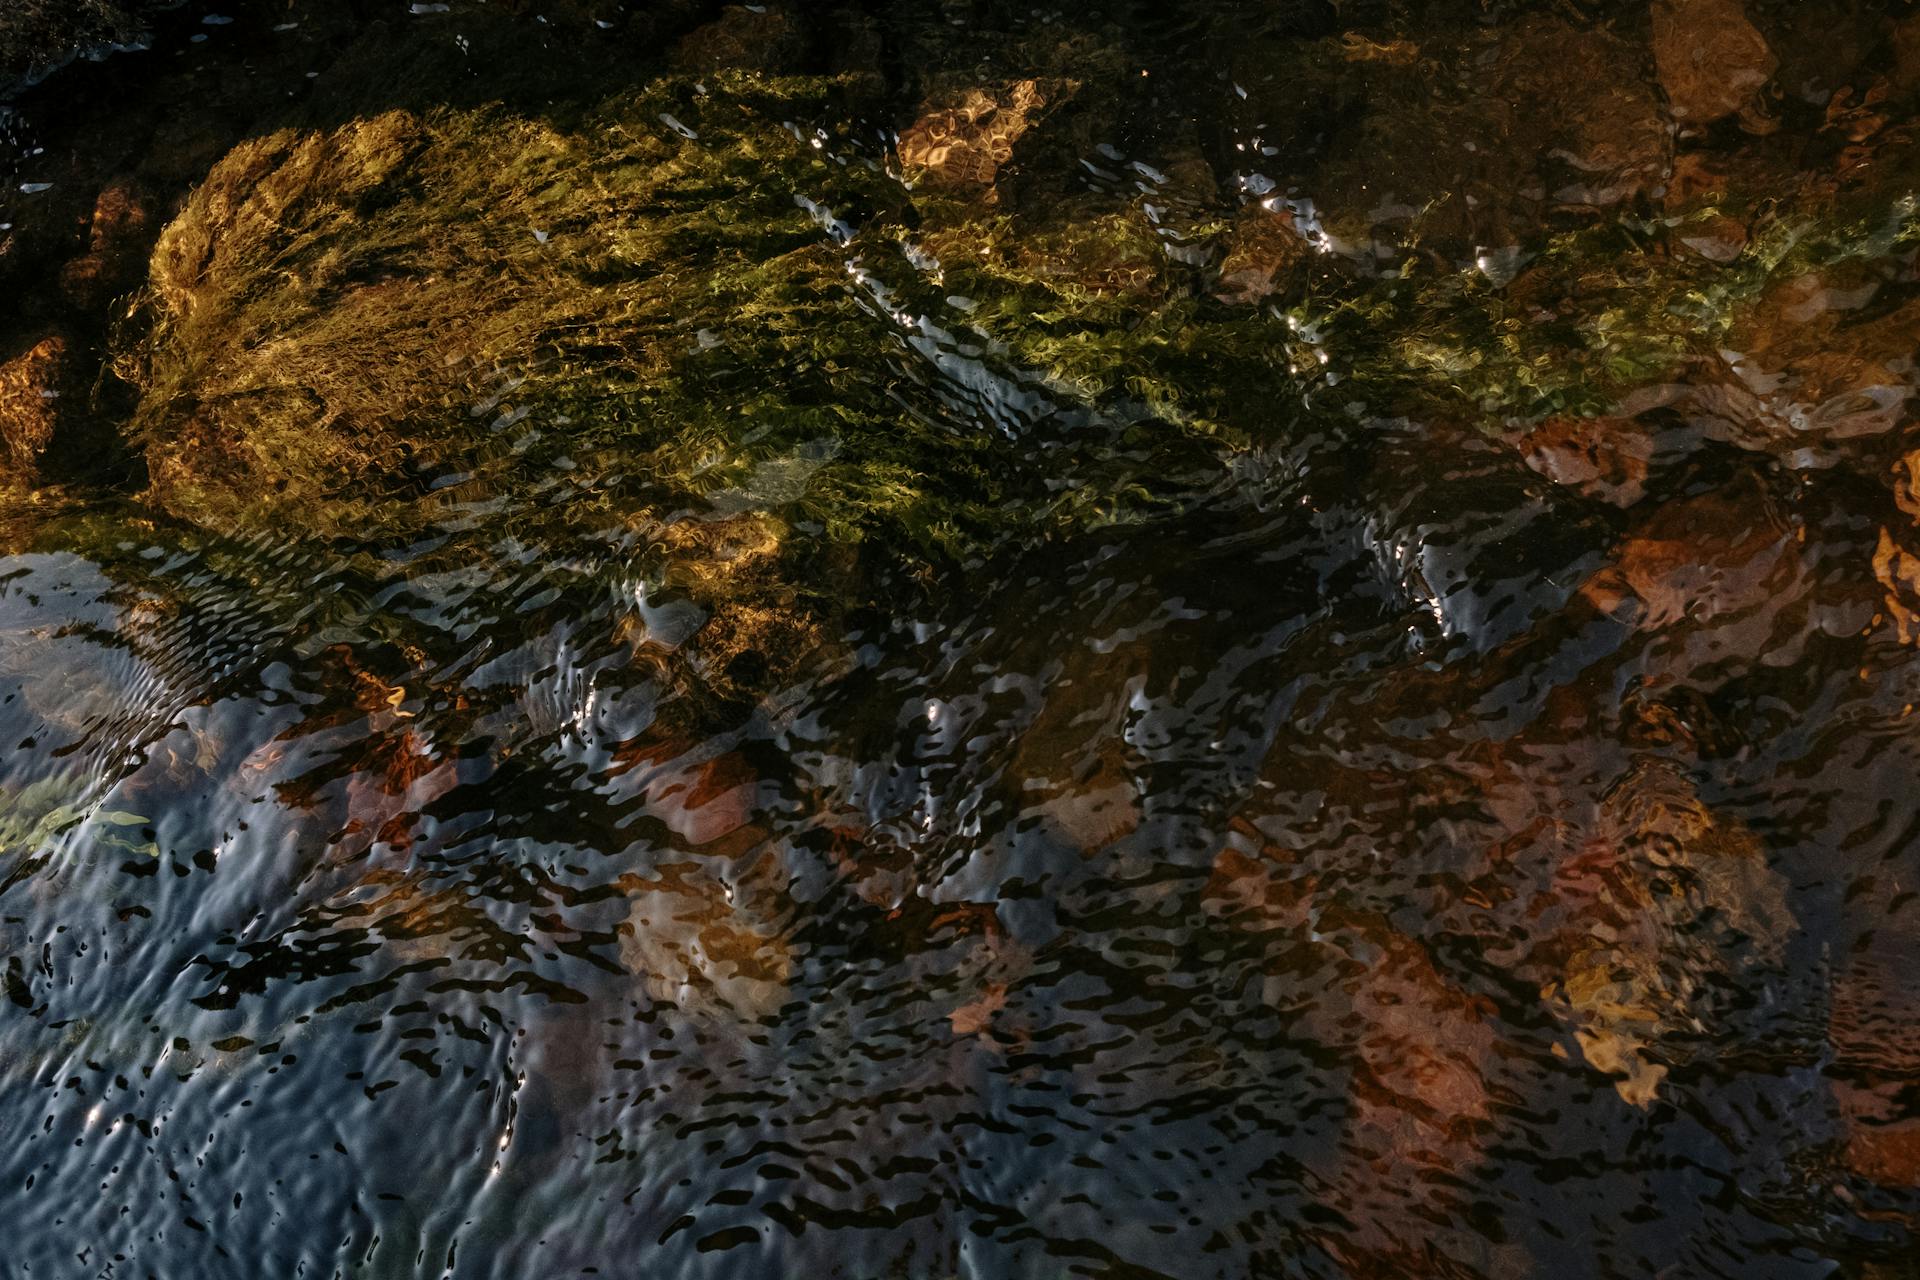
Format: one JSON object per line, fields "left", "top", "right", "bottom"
{"left": 2, "top": 2, "right": 1920, "bottom": 1277}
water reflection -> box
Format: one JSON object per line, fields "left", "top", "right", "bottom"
{"left": 3, "top": 0, "right": 1920, "bottom": 1276}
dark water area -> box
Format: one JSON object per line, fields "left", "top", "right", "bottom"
{"left": 3, "top": 1, "right": 1920, "bottom": 1276}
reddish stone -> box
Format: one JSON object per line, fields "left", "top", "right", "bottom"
{"left": 1652, "top": 0, "right": 1777, "bottom": 126}
{"left": 1516, "top": 415, "right": 1654, "bottom": 507}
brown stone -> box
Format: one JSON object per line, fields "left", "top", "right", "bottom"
{"left": 1676, "top": 212, "right": 1748, "bottom": 262}
{"left": 57, "top": 174, "right": 159, "bottom": 309}
{"left": 1486, "top": 18, "right": 1666, "bottom": 208}
{"left": 1581, "top": 474, "right": 1795, "bottom": 627}
{"left": 1340, "top": 928, "right": 1496, "bottom": 1157}
{"left": 1213, "top": 207, "right": 1307, "bottom": 306}
{"left": 949, "top": 982, "right": 1007, "bottom": 1037}
{"left": 1651, "top": 0, "right": 1777, "bottom": 126}
{"left": 0, "top": 335, "right": 73, "bottom": 484}
{"left": 1030, "top": 764, "right": 1141, "bottom": 854}
{"left": 54, "top": 179, "right": 152, "bottom": 309}
{"left": 618, "top": 858, "right": 792, "bottom": 1022}
{"left": 1831, "top": 942, "right": 1920, "bottom": 1081}
{"left": 1539, "top": 756, "right": 1794, "bottom": 1107}
{"left": 89, "top": 177, "right": 152, "bottom": 254}
{"left": 1202, "top": 838, "right": 1313, "bottom": 930}
{"left": 1665, "top": 151, "right": 1728, "bottom": 207}
{"left": 898, "top": 80, "right": 1052, "bottom": 195}
{"left": 1830, "top": 925, "right": 1920, "bottom": 1186}
{"left": 1516, "top": 415, "right": 1654, "bottom": 507}
{"left": 1846, "top": 1119, "right": 1920, "bottom": 1186}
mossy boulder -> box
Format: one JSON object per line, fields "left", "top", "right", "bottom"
{"left": 121, "top": 64, "right": 1259, "bottom": 710}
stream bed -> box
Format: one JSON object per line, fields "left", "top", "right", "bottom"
{"left": 2, "top": 2, "right": 1920, "bottom": 1277}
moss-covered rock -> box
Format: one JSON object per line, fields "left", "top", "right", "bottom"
{"left": 0, "top": 335, "right": 73, "bottom": 486}
{"left": 120, "top": 62, "right": 1254, "bottom": 713}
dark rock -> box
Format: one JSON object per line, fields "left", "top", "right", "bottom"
{"left": 1269, "top": 17, "right": 1666, "bottom": 261}
{"left": 0, "top": 0, "right": 155, "bottom": 93}
{"left": 1895, "top": 14, "right": 1920, "bottom": 96}
{"left": 670, "top": 4, "right": 806, "bottom": 75}
{"left": 56, "top": 176, "right": 154, "bottom": 310}
{"left": 1761, "top": 0, "right": 1881, "bottom": 107}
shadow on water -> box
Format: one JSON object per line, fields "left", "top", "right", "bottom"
{"left": 3, "top": 1, "right": 1920, "bottom": 1277}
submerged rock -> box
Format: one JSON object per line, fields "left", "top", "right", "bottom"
{"left": 1651, "top": 0, "right": 1777, "bottom": 127}
{"left": 1541, "top": 757, "right": 1794, "bottom": 1106}
{"left": 1513, "top": 415, "right": 1655, "bottom": 508}
{"left": 55, "top": 176, "right": 154, "bottom": 312}
{"left": 1260, "top": 16, "right": 1666, "bottom": 259}
{"left": 122, "top": 82, "right": 951, "bottom": 710}
{"left": 1579, "top": 473, "right": 1797, "bottom": 629}
{"left": 898, "top": 79, "right": 1056, "bottom": 197}
{"left": 1830, "top": 932, "right": 1920, "bottom": 1186}
{"left": 0, "top": 0, "right": 155, "bottom": 90}
{"left": 1339, "top": 925, "right": 1497, "bottom": 1152}
{"left": 1297, "top": 916, "right": 1512, "bottom": 1275}
{"left": 671, "top": 4, "right": 807, "bottom": 75}
{"left": 617, "top": 853, "right": 792, "bottom": 1023}
{"left": 1212, "top": 206, "right": 1307, "bottom": 306}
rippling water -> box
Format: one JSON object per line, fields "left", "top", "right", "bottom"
{"left": 4, "top": 2, "right": 1920, "bottom": 1277}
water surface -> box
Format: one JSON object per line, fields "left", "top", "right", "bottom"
{"left": 3, "top": 2, "right": 1920, "bottom": 1276}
